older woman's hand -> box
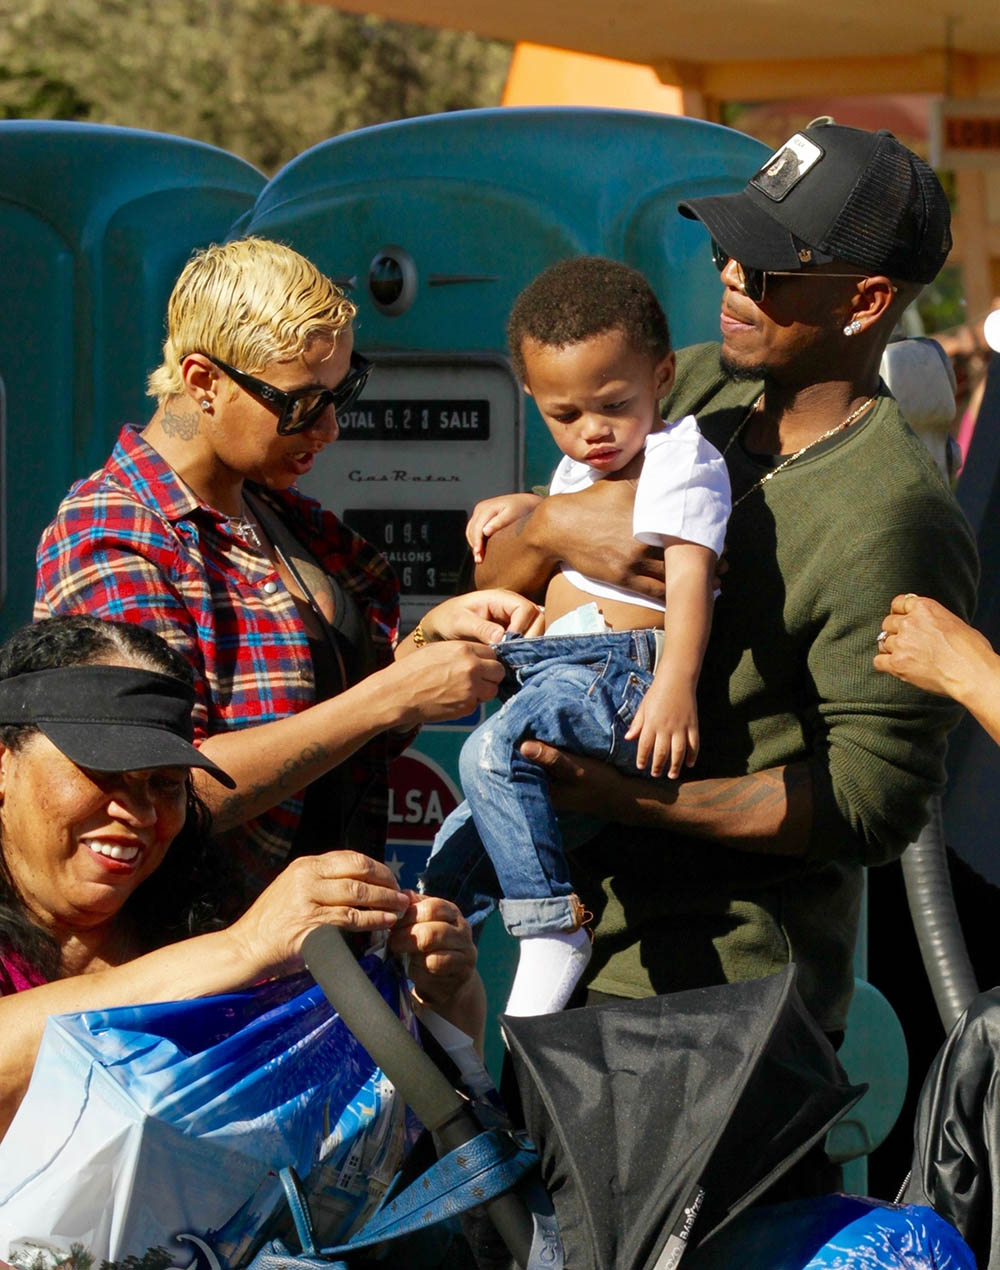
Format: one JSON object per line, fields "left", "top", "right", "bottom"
{"left": 874, "top": 593, "right": 1000, "bottom": 703}
{"left": 389, "top": 892, "right": 484, "bottom": 1028}
{"left": 419, "top": 589, "right": 544, "bottom": 645}
{"left": 229, "top": 850, "right": 410, "bottom": 979}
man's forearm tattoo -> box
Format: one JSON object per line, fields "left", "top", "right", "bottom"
{"left": 657, "top": 764, "right": 812, "bottom": 853}
{"left": 683, "top": 768, "right": 795, "bottom": 815}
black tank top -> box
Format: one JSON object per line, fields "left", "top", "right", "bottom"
{"left": 249, "top": 494, "right": 380, "bottom": 859}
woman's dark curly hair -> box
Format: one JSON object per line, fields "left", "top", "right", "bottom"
{"left": 0, "top": 616, "right": 225, "bottom": 980}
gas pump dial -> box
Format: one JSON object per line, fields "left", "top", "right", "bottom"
{"left": 368, "top": 244, "right": 418, "bottom": 316}
{"left": 298, "top": 351, "right": 523, "bottom": 633}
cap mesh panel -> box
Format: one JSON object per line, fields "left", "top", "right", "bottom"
{"left": 823, "top": 142, "right": 950, "bottom": 283}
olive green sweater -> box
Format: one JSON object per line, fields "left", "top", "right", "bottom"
{"left": 573, "top": 343, "right": 979, "bottom": 1031}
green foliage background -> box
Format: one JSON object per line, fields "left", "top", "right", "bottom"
{"left": 0, "top": 0, "right": 513, "bottom": 173}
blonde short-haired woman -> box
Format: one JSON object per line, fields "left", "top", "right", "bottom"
{"left": 36, "top": 237, "right": 537, "bottom": 904}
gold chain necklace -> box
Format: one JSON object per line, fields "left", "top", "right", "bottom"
{"left": 724, "top": 394, "right": 876, "bottom": 510}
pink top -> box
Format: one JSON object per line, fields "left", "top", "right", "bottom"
{"left": 0, "top": 950, "right": 47, "bottom": 995}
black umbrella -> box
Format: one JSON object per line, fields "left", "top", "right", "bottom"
{"left": 502, "top": 966, "right": 864, "bottom": 1270}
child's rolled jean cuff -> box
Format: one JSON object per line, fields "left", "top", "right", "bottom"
{"left": 499, "top": 892, "right": 585, "bottom": 937}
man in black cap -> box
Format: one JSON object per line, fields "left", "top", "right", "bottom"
{"left": 476, "top": 122, "right": 979, "bottom": 1037}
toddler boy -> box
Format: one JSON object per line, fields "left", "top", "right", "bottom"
{"left": 423, "top": 257, "right": 730, "bottom": 1015}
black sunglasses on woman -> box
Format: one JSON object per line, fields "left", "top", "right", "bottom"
{"left": 203, "top": 350, "right": 372, "bottom": 435}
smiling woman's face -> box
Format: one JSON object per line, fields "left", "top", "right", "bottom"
{"left": 0, "top": 731, "right": 187, "bottom": 934}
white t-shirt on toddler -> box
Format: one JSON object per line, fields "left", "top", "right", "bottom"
{"left": 548, "top": 414, "right": 732, "bottom": 613}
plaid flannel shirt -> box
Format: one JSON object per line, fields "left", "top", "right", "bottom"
{"left": 35, "top": 425, "right": 402, "bottom": 899}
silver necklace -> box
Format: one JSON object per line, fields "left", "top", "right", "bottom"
{"left": 724, "top": 394, "right": 876, "bottom": 510}
{"left": 227, "top": 501, "right": 264, "bottom": 551}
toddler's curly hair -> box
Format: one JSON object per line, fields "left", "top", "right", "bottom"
{"left": 506, "top": 256, "right": 671, "bottom": 383}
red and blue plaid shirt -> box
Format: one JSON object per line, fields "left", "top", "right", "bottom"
{"left": 35, "top": 425, "right": 402, "bottom": 898}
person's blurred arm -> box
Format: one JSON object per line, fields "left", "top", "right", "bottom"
{"left": 876, "top": 594, "right": 1000, "bottom": 745}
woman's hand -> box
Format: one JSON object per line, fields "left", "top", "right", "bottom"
{"left": 874, "top": 593, "right": 1000, "bottom": 703}
{"left": 228, "top": 851, "right": 410, "bottom": 979}
{"left": 466, "top": 493, "right": 543, "bottom": 563}
{"left": 391, "top": 892, "right": 486, "bottom": 1040}
{"left": 390, "top": 891, "right": 478, "bottom": 989}
{"left": 382, "top": 640, "right": 505, "bottom": 727}
{"left": 418, "top": 589, "right": 544, "bottom": 646}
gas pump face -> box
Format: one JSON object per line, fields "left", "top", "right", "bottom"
{"left": 298, "top": 349, "right": 523, "bottom": 882}
{"left": 299, "top": 351, "right": 522, "bottom": 634}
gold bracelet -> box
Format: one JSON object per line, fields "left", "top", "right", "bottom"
{"left": 411, "top": 623, "right": 428, "bottom": 648}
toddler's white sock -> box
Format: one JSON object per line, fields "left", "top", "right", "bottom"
{"left": 504, "top": 927, "right": 592, "bottom": 1017}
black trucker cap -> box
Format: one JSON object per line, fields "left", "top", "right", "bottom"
{"left": 678, "top": 119, "right": 951, "bottom": 284}
{"left": 0, "top": 664, "right": 236, "bottom": 786}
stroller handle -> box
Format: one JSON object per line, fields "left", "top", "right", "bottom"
{"left": 302, "top": 924, "right": 534, "bottom": 1267}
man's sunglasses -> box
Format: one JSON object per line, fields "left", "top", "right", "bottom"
{"left": 204, "top": 351, "right": 372, "bottom": 435}
{"left": 711, "top": 240, "right": 867, "bottom": 304}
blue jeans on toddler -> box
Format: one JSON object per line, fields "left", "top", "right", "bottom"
{"left": 422, "top": 628, "right": 659, "bottom": 938}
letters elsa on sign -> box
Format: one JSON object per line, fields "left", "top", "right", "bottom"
{"left": 388, "top": 784, "right": 448, "bottom": 828}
